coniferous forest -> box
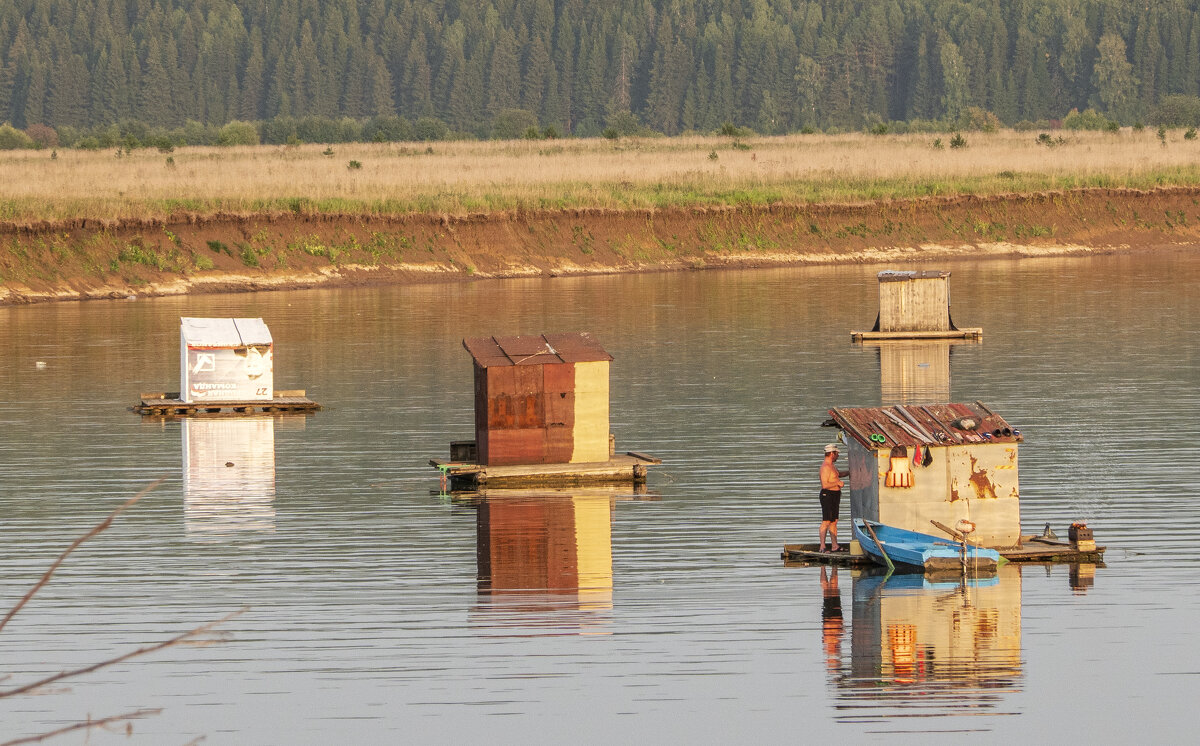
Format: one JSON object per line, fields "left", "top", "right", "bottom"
{"left": 5, "top": 0, "right": 1200, "bottom": 147}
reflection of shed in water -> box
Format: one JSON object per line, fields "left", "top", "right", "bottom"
{"left": 474, "top": 488, "right": 615, "bottom": 611}
{"left": 827, "top": 402, "right": 1021, "bottom": 548}
{"left": 182, "top": 417, "right": 285, "bottom": 535}
{"left": 869, "top": 340, "right": 954, "bottom": 405}
{"left": 432, "top": 333, "right": 660, "bottom": 488}
{"left": 852, "top": 270, "right": 982, "bottom": 341}
{"left": 836, "top": 566, "right": 1022, "bottom": 720}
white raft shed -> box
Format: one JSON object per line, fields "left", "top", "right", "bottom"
{"left": 134, "top": 317, "right": 320, "bottom": 417}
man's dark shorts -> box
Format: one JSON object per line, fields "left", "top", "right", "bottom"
{"left": 820, "top": 488, "right": 841, "bottom": 522}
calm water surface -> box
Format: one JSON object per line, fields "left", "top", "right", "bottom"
{"left": 2, "top": 252, "right": 1199, "bottom": 743}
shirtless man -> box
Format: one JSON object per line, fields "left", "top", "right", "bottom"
{"left": 819, "top": 443, "right": 848, "bottom": 552}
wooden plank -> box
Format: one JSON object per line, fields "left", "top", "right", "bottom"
{"left": 851, "top": 328, "right": 983, "bottom": 341}
{"left": 134, "top": 393, "right": 320, "bottom": 416}
{"left": 999, "top": 536, "right": 1106, "bottom": 563}
{"left": 434, "top": 452, "right": 659, "bottom": 488}
{"left": 781, "top": 543, "right": 873, "bottom": 566}
{"left": 625, "top": 451, "right": 663, "bottom": 464}
{"left": 835, "top": 414, "right": 875, "bottom": 449}
{"left": 429, "top": 459, "right": 483, "bottom": 473}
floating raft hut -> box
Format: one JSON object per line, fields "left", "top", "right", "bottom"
{"left": 133, "top": 317, "right": 320, "bottom": 417}
{"left": 851, "top": 270, "right": 983, "bottom": 342}
{"left": 782, "top": 401, "right": 1103, "bottom": 566}
{"left": 430, "top": 332, "right": 661, "bottom": 489}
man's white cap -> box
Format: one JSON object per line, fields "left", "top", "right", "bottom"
{"left": 824, "top": 443, "right": 840, "bottom": 454}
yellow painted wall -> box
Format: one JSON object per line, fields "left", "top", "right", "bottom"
{"left": 571, "top": 360, "right": 610, "bottom": 463}
{"left": 876, "top": 442, "right": 1021, "bottom": 547}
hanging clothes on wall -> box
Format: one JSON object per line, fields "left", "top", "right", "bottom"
{"left": 886, "top": 445, "right": 913, "bottom": 488}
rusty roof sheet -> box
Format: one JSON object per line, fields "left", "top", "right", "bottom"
{"left": 828, "top": 401, "right": 1020, "bottom": 449}
{"left": 878, "top": 269, "right": 951, "bottom": 282}
{"left": 462, "top": 332, "right": 612, "bottom": 367}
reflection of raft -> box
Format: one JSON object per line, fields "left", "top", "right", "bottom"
{"left": 853, "top": 519, "right": 1000, "bottom": 574}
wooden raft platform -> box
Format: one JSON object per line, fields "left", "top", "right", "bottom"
{"left": 1002, "top": 535, "right": 1106, "bottom": 563}
{"left": 134, "top": 390, "right": 321, "bottom": 417}
{"left": 851, "top": 327, "right": 983, "bottom": 342}
{"left": 781, "top": 544, "right": 874, "bottom": 567}
{"left": 782, "top": 535, "right": 1105, "bottom": 567}
{"left": 430, "top": 451, "right": 662, "bottom": 488}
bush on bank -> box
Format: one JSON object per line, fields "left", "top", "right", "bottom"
{"left": 5, "top": 100, "right": 1200, "bottom": 152}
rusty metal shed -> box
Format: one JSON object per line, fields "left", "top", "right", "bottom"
{"left": 463, "top": 333, "right": 612, "bottom": 467}
{"left": 827, "top": 401, "right": 1022, "bottom": 548}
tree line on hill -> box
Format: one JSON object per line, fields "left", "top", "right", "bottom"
{"left": 5, "top": 0, "right": 1200, "bottom": 149}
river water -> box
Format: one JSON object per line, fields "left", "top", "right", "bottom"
{"left": 2, "top": 251, "right": 1198, "bottom": 743}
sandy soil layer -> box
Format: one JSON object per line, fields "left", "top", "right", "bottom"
{"left": 2, "top": 187, "right": 1198, "bottom": 305}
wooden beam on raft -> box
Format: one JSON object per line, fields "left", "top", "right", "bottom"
{"left": 881, "top": 409, "right": 928, "bottom": 443}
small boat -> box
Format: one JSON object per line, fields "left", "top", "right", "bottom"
{"left": 852, "top": 519, "right": 1001, "bottom": 574}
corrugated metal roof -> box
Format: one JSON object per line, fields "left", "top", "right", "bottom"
{"left": 878, "top": 269, "right": 951, "bottom": 282}
{"left": 181, "top": 317, "right": 273, "bottom": 347}
{"left": 463, "top": 333, "right": 612, "bottom": 367}
{"left": 828, "top": 401, "right": 1020, "bottom": 448}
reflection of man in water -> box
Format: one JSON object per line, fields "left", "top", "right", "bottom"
{"left": 821, "top": 566, "right": 843, "bottom": 673}
{"left": 819, "top": 443, "right": 847, "bottom": 551}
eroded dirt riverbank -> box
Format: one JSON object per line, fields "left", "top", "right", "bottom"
{"left": 2, "top": 187, "right": 1198, "bottom": 305}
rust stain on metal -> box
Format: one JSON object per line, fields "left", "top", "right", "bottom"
{"left": 967, "top": 454, "right": 998, "bottom": 500}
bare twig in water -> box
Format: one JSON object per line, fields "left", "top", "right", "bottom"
{"left": 0, "top": 708, "right": 162, "bottom": 746}
{"left": 0, "top": 478, "right": 240, "bottom": 744}
{"left": 0, "top": 608, "right": 244, "bottom": 700}
{"left": 0, "top": 478, "right": 165, "bottom": 634}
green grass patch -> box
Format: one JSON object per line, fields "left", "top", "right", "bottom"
{"left": 118, "top": 242, "right": 168, "bottom": 270}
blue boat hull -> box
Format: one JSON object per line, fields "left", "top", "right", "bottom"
{"left": 852, "top": 519, "right": 1001, "bottom": 574}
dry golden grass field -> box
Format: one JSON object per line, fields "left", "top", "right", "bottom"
{"left": 3, "top": 129, "right": 1200, "bottom": 223}
{"left": 5, "top": 128, "right": 1200, "bottom": 304}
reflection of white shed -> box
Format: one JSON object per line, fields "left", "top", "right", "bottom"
{"left": 182, "top": 418, "right": 276, "bottom": 535}
{"left": 828, "top": 401, "right": 1022, "bottom": 548}
{"left": 180, "top": 318, "right": 273, "bottom": 403}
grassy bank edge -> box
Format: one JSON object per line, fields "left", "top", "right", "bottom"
{"left": 4, "top": 166, "right": 1200, "bottom": 225}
